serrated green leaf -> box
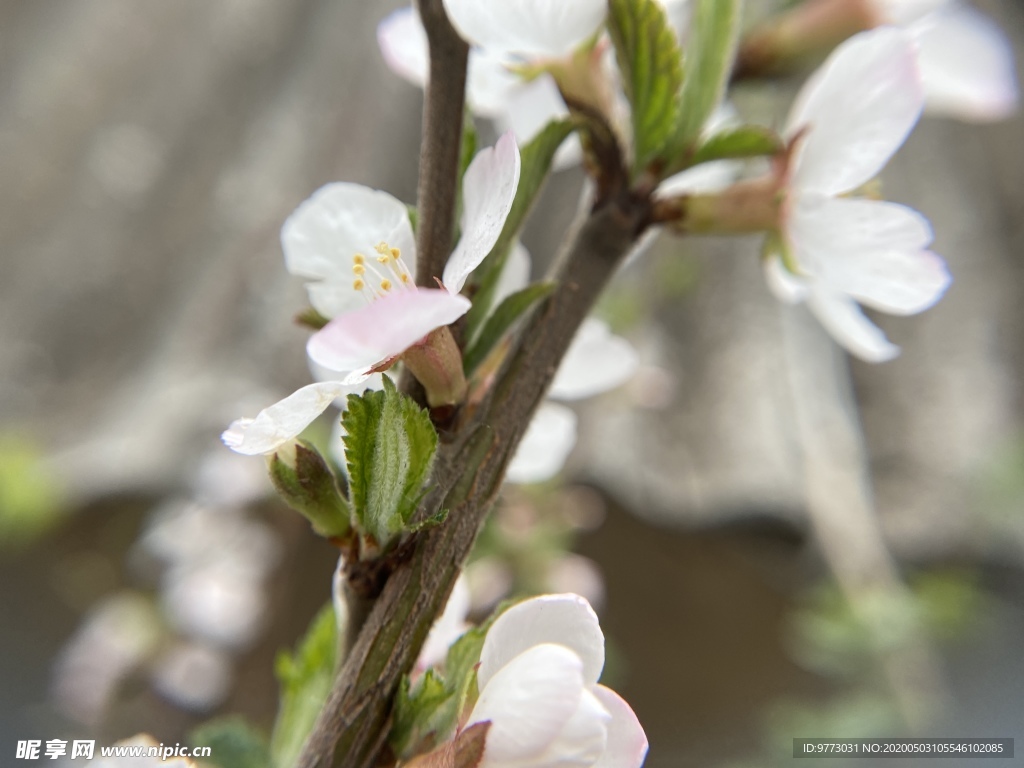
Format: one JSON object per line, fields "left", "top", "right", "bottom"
{"left": 608, "top": 0, "right": 685, "bottom": 174}
{"left": 463, "top": 281, "right": 555, "bottom": 377}
{"left": 463, "top": 120, "right": 574, "bottom": 341}
{"left": 342, "top": 379, "right": 438, "bottom": 547}
{"left": 691, "top": 124, "right": 782, "bottom": 166}
{"left": 391, "top": 669, "right": 457, "bottom": 758}
{"left": 270, "top": 605, "right": 337, "bottom": 768}
{"left": 673, "top": 0, "right": 742, "bottom": 157}
{"left": 191, "top": 717, "right": 270, "bottom": 768}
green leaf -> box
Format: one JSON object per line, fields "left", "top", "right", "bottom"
{"left": 463, "top": 120, "right": 574, "bottom": 341}
{"left": 391, "top": 669, "right": 457, "bottom": 758}
{"left": 608, "top": 0, "right": 685, "bottom": 173}
{"left": 342, "top": 379, "right": 438, "bottom": 547}
{"left": 459, "top": 112, "right": 479, "bottom": 184}
{"left": 691, "top": 124, "right": 782, "bottom": 166}
{"left": 295, "top": 307, "right": 329, "bottom": 331}
{"left": 191, "top": 717, "right": 270, "bottom": 768}
{"left": 270, "top": 605, "right": 338, "bottom": 768}
{"left": 463, "top": 281, "right": 555, "bottom": 377}
{"left": 267, "top": 440, "right": 351, "bottom": 538}
{"left": 672, "top": 0, "right": 742, "bottom": 157}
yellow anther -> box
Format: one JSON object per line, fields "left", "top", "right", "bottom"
{"left": 377, "top": 255, "right": 390, "bottom": 264}
{"left": 353, "top": 278, "right": 365, "bottom": 291}
{"left": 353, "top": 253, "right": 365, "bottom": 265}
{"left": 375, "top": 242, "right": 390, "bottom": 256}
{"left": 400, "top": 273, "right": 411, "bottom": 283}
{"left": 353, "top": 264, "right": 366, "bottom": 275}
{"left": 380, "top": 279, "right": 393, "bottom": 292}
{"left": 390, "top": 247, "right": 401, "bottom": 260}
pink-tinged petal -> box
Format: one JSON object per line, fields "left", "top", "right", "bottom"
{"left": 869, "top": 0, "right": 952, "bottom": 26}
{"left": 911, "top": 6, "right": 1019, "bottom": 122}
{"left": 221, "top": 382, "right": 354, "bottom": 455}
{"left": 764, "top": 254, "right": 810, "bottom": 305}
{"left": 377, "top": 7, "right": 429, "bottom": 89}
{"left": 444, "top": 133, "right": 521, "bottom": 292}
{"left": 479, "top": 593, "right": 605, "bottom": 689}
{"left": 506, "top": 402, "right": 578, "bottom": 484}
{"left": 531, "top": 687, "right": 611, "bottom": 766}
{"left": 307, "top": 289, "right": 471, "bottom": 372}
{"left": 442, "top": 0, "right": 607, "bottom": 58}
{"left": 592, "top": 686, "right": 649, "bottom": 768}
{"left": 788, "top": 195, "right": 933, "bottom": 273}
{"left": 550, "top": 319, "right": 640, "bottom": 401}
{"left": 469, "top": 644, "right": 585, "bottom": 764}
{"left": 807, "top": 289, "right": 901, "bottom": 362}
{"left": 418, "top": 575, "right": 471, "bottom": 671}
{"left": 282, "top": 183, "right": 416, "bottom": 318}
{"left": 492, "top": 74, "right": 582, "bottom": 170}
{"left": 787, "top": 28, "right": 924, "bottom": 197}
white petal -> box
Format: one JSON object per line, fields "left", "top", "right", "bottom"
{"left": 911, "top": 6, "right": 1019, "bottom": 123}
{"left": 492, "top": 241, "right": 533, "bottom": 307}
{"left": 505, "top": 402, "right": 578, "bottom": 484}
{"left": 442, "top": 0, "right": 607, "bottom": 58}
{"left": 656, "top": 159, "right": 739, "bottom": 197}
{"left": 469, "top": 644, "right": 586, "bottom": 765}
{"left": 418, "top": 574, "right": 471, "bottom": 671}
{"left": 764, "top": 253, "right": 810, "bottom": 305}
{"left": 789, "top": 195, "right": 932, "bottom": 270}
{"left": 807, "top": 289, "right": 901, "bottom": 362}
{"left": 282, "top": 183, "right": 416, "bottom": 318}
{"left": 530, "top": 687, "right": 611, "bottom": 766}
{"left": 444, "top": 132, "right": 521, "bottom": 292}
{"left": 492, "top": 74, "right": 582, "bottom": 170}
{"left": 787, "top": 28, "right": 924, "bottom": 196}
{"left": 788, "top": 195, "right": 947, "bottom": 313}
{"left": 221, "top": 382, "right": 353, "bottom": 455}
{"left": 550, "top": 319, "right": 639, "bottom": 400}
{"left": 377, "top": 7, "right": 429, "bottom": 89}
{"left": 467, "top": 48, "right": 532, "bottom": 117}
{"left": 332, "top": 555, "right": 349, "bottom": 642}
{"left": 591, "top": 686, "right": 648, "bottom": 768}
{"left": 307, "top": 289, "right": 471, "bottom": 373}
{"left": 479, "top": 593, "right": 605, "bottom": 689}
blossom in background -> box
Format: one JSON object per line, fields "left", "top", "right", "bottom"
{"left": 222, "top": 133, "right": 520, "bottom": 455}
{"left": 507, "top": 318, "right": 639, "bottom": 484}
{"left": 766, "top": 27, "right": 950, "bottom": 362}
{"left": 463, "top": 593, "right": 647, "bottom": 768}
{"left": 870, "top": 0, "right": 1018, "bottom": 121}
{"left": 378, "top": 6, "right": 584, "bottom": 169}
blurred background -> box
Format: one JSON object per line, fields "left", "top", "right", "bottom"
{"left": 1, "top": 0, "right": 1022, "bottom": 766}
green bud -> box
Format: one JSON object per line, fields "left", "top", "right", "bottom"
{"left": 268, "top": 440, "right": 351, "bottom": 538}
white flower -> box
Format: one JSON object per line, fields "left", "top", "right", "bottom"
{"left": 506, "top": 319, "right": 639, "bottom": 484}
{"left": 766, "top": 27, "right": 950, "bottom": 362}
{"left": 222, "top": 134, "right": 520, "bottom": 455}
{"left": 870, "top": 0, "right": 1018, "bottom": 122}
{"left": 378, "top": 8, "right": 581, "bottom": 169}
{"left": 464, "top": 593, "right": 647, "bottom": 768}
{"left": 441, "top": 0, "right": 607, "bottom": 60}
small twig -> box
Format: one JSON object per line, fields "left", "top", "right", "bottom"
{"left": 413, "top": 0, "right": 469, "bottom": 287}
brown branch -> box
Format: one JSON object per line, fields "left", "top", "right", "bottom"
{"left": 298, "top": 191, "right": 647, "bottom": 768}
{"left": 413, "top": 0, "right": 469, "bottom": 287}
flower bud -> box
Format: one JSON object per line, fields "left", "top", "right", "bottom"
{"left": 267, "top": 440, "right": 350, "bottom": 539}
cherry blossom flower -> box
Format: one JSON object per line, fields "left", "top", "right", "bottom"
{"left": 463, "top": 593, "right": 647, "bottom": 768}
{"left": 378, "top": 7, "right": 581, "bottom": 169}
{"left": 871, "top": 0, "right": 1018, "bottom": 121}
{"left": 222, "top": 134, "right": 520, "bottom": 455}
{"left": 506, "top": 319, "right": 639, "bottom": 484}
{"left": 766, "top": 27, "right": 950, "bottom": 362}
